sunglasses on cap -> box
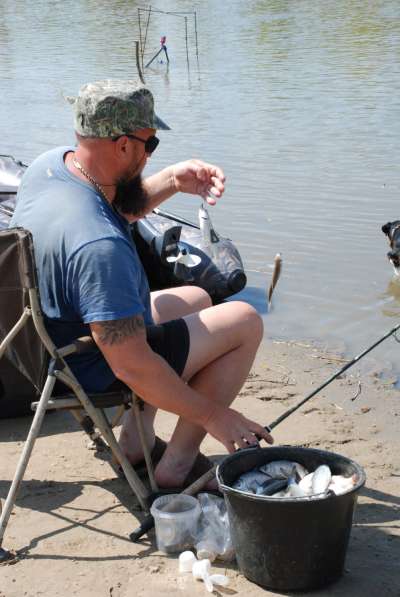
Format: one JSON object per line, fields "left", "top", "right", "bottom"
{"left": 112, "top": 133, "right": 159, "bottom": 154}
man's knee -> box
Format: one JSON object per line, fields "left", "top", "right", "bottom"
{"left": 189, "top": 286, "right": 212, "bottom": 311}
{"left": 232, "top": 301, "right": 264, "bottom": 344}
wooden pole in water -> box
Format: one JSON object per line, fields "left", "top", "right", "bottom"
{"left": 184, "top": 16, "right": 190, "bottom": 70}
{"left": 135, "top": 41, "right": 145, "bottom": 84}
{"left": 142, "top": 5, "right": 152, "bottom": 64}
{"left": 138, "top": 8, "right": 143, "bottom": 69}
{"left": 194, "top": 11, "right": 199, "bottom": 67}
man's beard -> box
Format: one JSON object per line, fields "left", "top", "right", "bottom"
{"left": 112, "top": 173, "right": 149, "bottom": 217}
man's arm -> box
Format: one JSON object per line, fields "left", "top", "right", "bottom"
{"left": 141, "top": 165, "right": 176, "bottom": 210}
{"left": 90, "top": 314, "right": 218, "bottom": 429}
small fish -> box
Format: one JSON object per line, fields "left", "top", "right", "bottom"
{"left": 286, "top": 475, "right": 308, "bottom": 498}
{"left": 267, "top": 253, "right": 282, "bottom": 308}
{"left": 269, "top": 490, "right": 286, "bottom": 498}
{"left": 199, "top": 203, "right": 219, "bottom": 243}
{"left": 259, "top": 460, "right": 308, "bottom": 481}
{"left": 233, "top": 470, "right": 271, "bottom": 493}
{"left": 311, "top": 465, "right": 332, "bottom": 495}
{"left": 328, "top": 474, "right": 357, "bottom": 496}
{"left": 298, "top": 472, "right": 314, "bottom": 494}
{"left": 198, "top": 202, "right": 219, "bottom": 260}
{"left": 256, "top": 479, "right": 288, "bottom": 496}
{"left": 268, "top": 465, "right": 355, "bottom": 499}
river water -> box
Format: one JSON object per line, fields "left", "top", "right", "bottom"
{"left": 1, "top": 0, "right": 400, "bottom": 376}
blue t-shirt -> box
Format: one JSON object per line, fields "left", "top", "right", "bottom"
{"left": 10, "top": 146, "right": 153, "bottom": 392}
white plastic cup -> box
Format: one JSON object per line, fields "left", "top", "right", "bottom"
{"left": 179, "top": 551, "right": 197, "bottom": 573}
{"left": 193, "top": 560, "right": 229, "bottom": 593}
{"left": 150, "top": 494, "right": 201, "bottom": 554}
{"left": 192, "top": 558, "right": 211, "bottom": 580}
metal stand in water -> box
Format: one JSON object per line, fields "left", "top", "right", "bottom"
{"left": 145, "top": 36, "right": 170, "bottom": 68}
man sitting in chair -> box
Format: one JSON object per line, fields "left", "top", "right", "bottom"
{"left": 10, "top": 80, "right": 273, "bottom": 489}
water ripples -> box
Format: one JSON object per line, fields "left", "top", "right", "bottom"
{"left": 1, "top": 0, "right": 400, "bottom": 371}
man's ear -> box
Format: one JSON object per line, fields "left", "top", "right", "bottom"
{"left": 113, "top": 136, "right": 129, "bottom": 157}
{"left": 382, "top": 222, "right": 392, "bottom": 236}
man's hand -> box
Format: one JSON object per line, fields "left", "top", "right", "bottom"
{"left": 204, "top": 405, "right": 274, "bottom": 453}
{"left": 171, "top": 159, "right": 225, "bottom": 205}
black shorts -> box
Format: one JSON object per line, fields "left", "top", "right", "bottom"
{"left": 106, "top": 318, "right": 190, "bottom": 393}
{"left": 145, "top": 318, "right": 190, "bottom": 377}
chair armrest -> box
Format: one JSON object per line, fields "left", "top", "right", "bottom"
{"left": 57, "top": 336, "right": 97, "bottom": 358}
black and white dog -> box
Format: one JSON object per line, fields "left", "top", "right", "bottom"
{"left": 382, "top": 221, "right": 400, "bottom": 275}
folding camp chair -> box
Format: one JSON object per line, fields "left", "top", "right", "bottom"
{"left": 0, "top": 227, "right": 157, "bottom": 562}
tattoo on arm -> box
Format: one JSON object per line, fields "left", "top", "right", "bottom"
{"left": 97, "top": 315, "right": 145, "bottom": 346}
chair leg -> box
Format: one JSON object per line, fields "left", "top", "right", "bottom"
{"left": 94, "top": 408, "right": 151, "bottom": 511}
{"left": 53, "top": 370, "right": 151, "bottom": 511}
{"left": 110, "top": 404, "right": 126, "bottom": 429}
{"left": 132, "top": 397, "right": 159, "bottom": 494}
{"left": 0, "top": 374, "right": 56, "bottom": 553}
{"left": 70, "top": 410, "right": 108, "bottom": 451}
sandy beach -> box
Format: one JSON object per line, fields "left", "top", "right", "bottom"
{"left": 1, "top": 338, "right": 399, "bottom": 597}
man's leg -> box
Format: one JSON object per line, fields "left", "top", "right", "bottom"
{"left": 154, "top": 300, "right": 263, "bottom": 488}
{"left": 118, "top": 286, "right": 212, "bottom": 463}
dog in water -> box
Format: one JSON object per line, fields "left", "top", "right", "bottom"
{"left": 382, "top": 221, "right": 400, "bottom": 275}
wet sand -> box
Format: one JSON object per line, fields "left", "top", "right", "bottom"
{"left": 1, "top": 339, "right": 399, "bottom": 596}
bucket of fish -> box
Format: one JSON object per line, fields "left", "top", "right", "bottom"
{"left": 216, "top": 446, "right": 366, "bottom": 592}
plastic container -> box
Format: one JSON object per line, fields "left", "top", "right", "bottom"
{"left": 150, "top": 494, "right": 201, "bottom": 554}
{"left": 216, "top": 446, "right": 366, "bottom": 591}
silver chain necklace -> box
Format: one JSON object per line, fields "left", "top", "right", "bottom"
{"left": 72, "top": 156, "right": 110, "bottom": 203}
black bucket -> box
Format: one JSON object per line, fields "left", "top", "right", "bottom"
{"left": 216, "top": 446, "right": 366, "bottom": 592}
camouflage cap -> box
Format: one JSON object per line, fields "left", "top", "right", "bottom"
{"left": 69, "top": 79, "right": 170, "bottom": 138}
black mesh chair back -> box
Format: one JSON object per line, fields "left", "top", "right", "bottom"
{"left": 0, "top": 228, "right": 46, "bottom": 393}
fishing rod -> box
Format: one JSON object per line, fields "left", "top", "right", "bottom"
{"left": 0, "top": 204, "right": 14, "bottom": 217}
{"left": 130, "top": 322, "right": 400, "bottom": 542}
{"left": 265, "top": 322, "right": 400, "bottom": 432}
{"left": 153, "top": 207, "right": 200, "bottom": 229}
